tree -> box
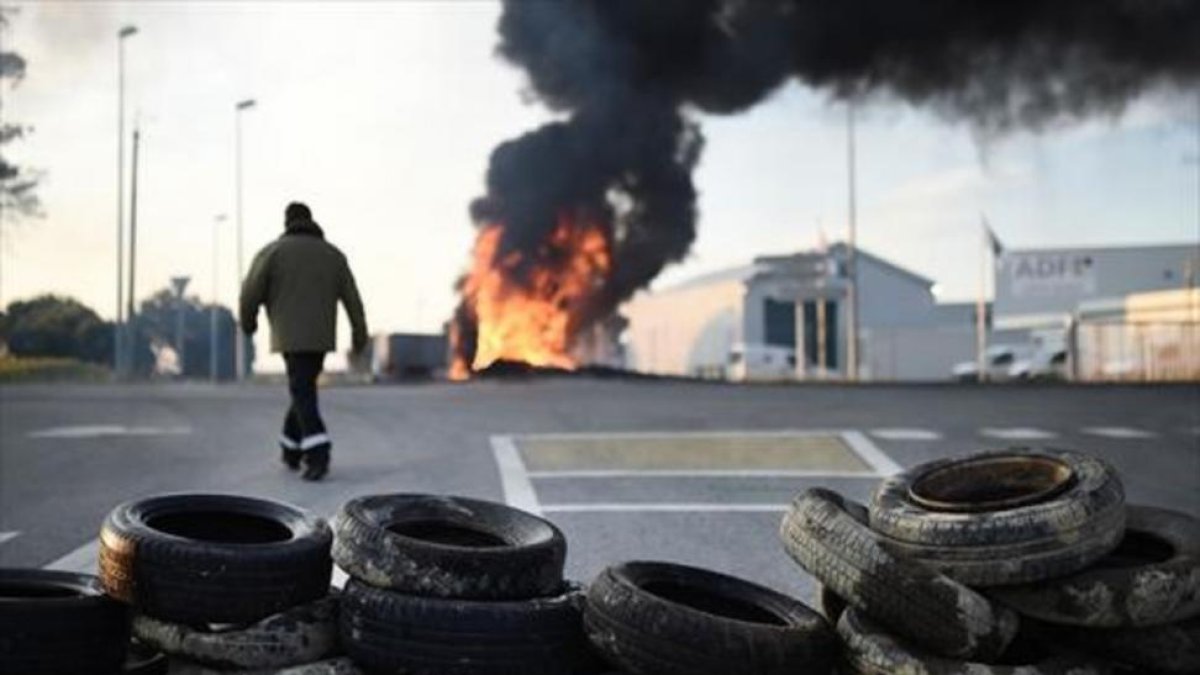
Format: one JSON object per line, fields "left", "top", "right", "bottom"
{"left": 130, "top": 287, "right": 247, "bottom": 379}
{"left": 2, "top": 295, "right": 113, "bottom": 364}
{"left": 1, "top": 5, "right": 43, "bottom": 223}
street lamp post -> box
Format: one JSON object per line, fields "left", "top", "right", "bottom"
{"left": 114, "top": 25, "right": 137, "bottom": 377}
{"left": 211, "top": 214, "right": 227, "bottom": 383}
{"left": 845, "top": 100, "right": 860, "bottom": 382}
{"left": 126, "top": 126, "right": 142, "bottom": 373}
{"left": 234, "top": 98, "right": 256, "bottom": 381}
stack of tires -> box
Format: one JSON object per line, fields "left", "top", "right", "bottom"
{"left": 98, "top": 494, "right": 354, "bottom": 674}
{"left": 583, "top": 560, "right": 838, "bottom": 675}
{"left": 990, "top": 504, "right": 1200, "bottom": 674}
{"left": 331, "top": 494, "right": 601, "bottom": 674}
{"left": 780, "top": 447, "right": 1200, "bottom": 674}
{"left": 0, "top": 567, "right": 156, "bottom": 674}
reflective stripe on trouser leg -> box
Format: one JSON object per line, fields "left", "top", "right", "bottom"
{"left": 299, "top": 433, "right": 331, "bottom": 451}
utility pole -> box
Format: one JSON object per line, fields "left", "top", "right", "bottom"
{"left": 114, "top": 25, "right": 137, "bottom": 377}
{"left": 845, "top": 100, "right": 860, "bottom": 381}
{"left": 211, "top": 214, "right": 226, "bottom": 383}
{"left": 234, "top": 99, "right": 256, "bottom": 380}
{"left": 126, "top": 126, "right": 141, "bottom": 373}
{"left": 976, "top": 222, "right": 989, "bottom": 383}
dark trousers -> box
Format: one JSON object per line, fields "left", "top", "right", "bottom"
{"left": 281, "top": 352, "right": 329, "bottom": 463}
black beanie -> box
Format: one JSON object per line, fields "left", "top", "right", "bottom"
{"left": 285, "top": 202, "right": 312, "bottom": 222}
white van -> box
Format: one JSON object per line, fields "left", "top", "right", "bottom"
{"left": 728, "top": 342, "right": 797, "bottom": 381}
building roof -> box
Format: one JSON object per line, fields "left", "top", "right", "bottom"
{"left": 654, "top": 242, "right": 936, "bottom": 294}
{"left": 656, "top": 263, "right": 764, "bottom": 293}
{"left": 828, "top": 242, "right": 934, "bottom": 287}
{"left": 1005, "top": 241, "right": 1199, "bottom": 256}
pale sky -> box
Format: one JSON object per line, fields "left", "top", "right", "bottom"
{"left": 2, "top": 1, "right": 1198, "bottom": 372}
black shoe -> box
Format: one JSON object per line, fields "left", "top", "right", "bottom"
{"left": 301, "top": 445, "right": 330, "bottom": 481}
{"left": 301, "top": 462, "right": 328, "bottom": 481}
{"left": 281, "top": 448, "right": 302, "bottom": 471}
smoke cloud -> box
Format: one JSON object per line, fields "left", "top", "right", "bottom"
{"left": 455, "top": 0, "right": 1199, "bottom": 369}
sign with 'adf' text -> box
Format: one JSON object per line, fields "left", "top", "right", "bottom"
{"left": 1007, "top": 253, "right": 1097, "bottom": 298}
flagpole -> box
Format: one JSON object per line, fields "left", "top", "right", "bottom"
{"left": 976, "top": 218, "right": 988, "bottom": 383}
{"left": 845, "top": 100, "right": 859, "bottom": 382}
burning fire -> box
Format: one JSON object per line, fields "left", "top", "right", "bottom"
{"left": 449, "top": 214, "right": 612, "bottom": 379}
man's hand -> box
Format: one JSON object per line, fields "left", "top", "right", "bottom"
{"left": 242, "top": 320, "right": 257, "bottom": 337}
{"left": 351, "top": 331, "right": 368, "bottom": 355}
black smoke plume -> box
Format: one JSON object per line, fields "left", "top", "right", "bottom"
{"left": 454, "top": 0, "right": 1199, "bottom": 370}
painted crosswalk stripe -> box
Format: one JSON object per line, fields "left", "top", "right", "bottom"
{"left": 44, "top": 539, "right": 100, "bottom": 573}
{"left": 541, "top": 503, "right": 789, "bottom": 514}
{"left": 1082, "top": 427, "right": 1157, "bottom": 439}
{"left": 980, "top": 427, "right": 1057, "bottom": 440}
{"left": 870, "top": 428, "right": 942, "bottom": 441}
{"left": 332, "top": 566, "right": 349, "bottom": 589}
{"left": 0, "top": 531, "right": 19, "bottom": 546}
{"left": 28, "top": 425, "right": 192, "bottom": 439}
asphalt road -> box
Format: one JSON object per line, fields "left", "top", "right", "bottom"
{"left": 1, "top": 379, "right": 1197, "bottom": 604}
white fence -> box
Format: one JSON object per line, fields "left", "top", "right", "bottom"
{"left": 1074, "top": 320, "right": 1200, "bottom": 382}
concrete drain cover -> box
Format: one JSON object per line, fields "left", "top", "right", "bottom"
{"left": 515, "top": 432, "right": 871, "bottom": 473}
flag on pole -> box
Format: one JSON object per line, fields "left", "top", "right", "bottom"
{"left": 982, "top": 217, "right": 1004, "bottom": 257}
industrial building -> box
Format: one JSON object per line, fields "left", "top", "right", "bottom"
{"left": 994, "top": 243, "right": 1198, "bottom": 329}
{"left": 621, "top": 240, "right": 1199, "bottom": 382}
{"left": 994, "top": 243, "right": 1200, "bottom": 381}
{"left": 622, "top": 243, "right": 978, "bottom": 381}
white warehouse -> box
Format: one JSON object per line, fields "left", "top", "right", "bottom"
{"left": 621, "top": 243, "right": 978, "bottom": 381}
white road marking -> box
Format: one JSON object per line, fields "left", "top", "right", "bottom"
{"left": 44, "top": 539, "right": 100, "bottom": 573}
{"left": 512, "top": 429, "right": 864, "bottom": 440}
{"left": 980, "top": 427, "right": 1057, "bottom": 441}
{"left": 541, "top": 503, "right": 789, "bottom": 514}
{"left": 841, "top": 430, "right": 904, "bottom": 476}
{"left": 332, "top": 566, "right": 349, "bottom": 589}
{"left": 1081, "top": 426, "right": 1157, "bottom": 439}
{"left": 28, "top": 425, "right": 191, "bottom": 439}
{"left": 527, "top": 469, "right": 875, "bottom": 479}
{"left": 510, "top": 429, "right": 901, "bottom": 479}
{"left": 0, "top": 531, "right": 19, "bottom": 546}
{"left": 490, "top": 435, "right": 542, "bottom": 516}
{"left": 870, "top": 428, "right": 943, "bottom": 441}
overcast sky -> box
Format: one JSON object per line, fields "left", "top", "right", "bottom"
{"left": 2, "top": 1, "right": 1197, "bottom": 371}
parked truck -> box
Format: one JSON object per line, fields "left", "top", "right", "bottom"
{"left": 365, "top": 333, "right": 448, "bottom": 381}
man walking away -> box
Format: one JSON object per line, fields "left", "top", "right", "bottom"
{"left": 240, "top": 202, "right": 367, "bottom": 481}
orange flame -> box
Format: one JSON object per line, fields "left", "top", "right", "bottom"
{"left": 450, "top": 214, "right": 612, "bottom": 379}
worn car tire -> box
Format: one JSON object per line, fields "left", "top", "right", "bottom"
{"left": 869, "top": 448, "right": 1126, "bottom": 586}
{"left": 780, "top": 488, "right": 1018, "bottom": 660}
{"left": 584, "top": 561, "right": 834, "bottom": 675}
{"left": 332, "top": 494, "right": 566, "bottom": 600}
{"left": 100, "top": 494, "right": 333, "bottom": 625}
{"left": 340, "top": 577, "right": 599, "bottom": 675}
{"left": 169, "top": 656, "right": 363, "bottom": 675}
{"left": 133, "top": 593, "right": 338, "bottom": 669}
{"left": 1053, "top": 616, "right": 1200, "bottom": 674}
{"left": 992, "top": 505, "right": 1200, "bottom": 628}
{"left": 838, "top": 608, "right": 1111, "bottom": 675}
{"left": 0, "top": 569, "right": 131, "bottom": 675}
{"left": 816, "top": 584, "right": 847, "bottom": 624}
{"left": 124, "top": 641, "right": 168, "bottom": 675}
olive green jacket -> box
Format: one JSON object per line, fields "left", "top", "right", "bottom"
{"left": 239, "top": 220, "right": 367, "bottom": 354}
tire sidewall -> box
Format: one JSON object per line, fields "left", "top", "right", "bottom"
{"left": 869, "top": 448, "right": 1125, "bottom": 547}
